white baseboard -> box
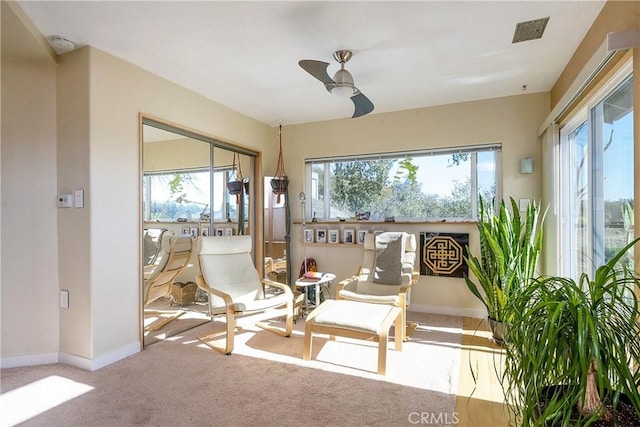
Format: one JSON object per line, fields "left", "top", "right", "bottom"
{"left": 0, "top": 352, "right": 58, "bottom": 369}
{"left": 409, "top": 303, "right": 486, "bottom": 319}
{"left": 1, "top": 342, "right": 140, "bottom": 371}
{"left": 60, "top": 341, "right": 140, "bottom": 371}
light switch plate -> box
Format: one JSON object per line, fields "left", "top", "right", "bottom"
{"left": 519, "top": 198, "right": 530, "bottom": 211}
{"left": 60, "top": 290, "right": 69, "bottom": 309}
{"left": 74, "top": 189, "right": 84, "bottom": 208}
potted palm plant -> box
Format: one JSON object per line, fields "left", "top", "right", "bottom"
{"left": 464, "top": 197, "right": 544, "bottom": 343}
{"left": 502, "top": 238, "right": 640, "bottom": 426}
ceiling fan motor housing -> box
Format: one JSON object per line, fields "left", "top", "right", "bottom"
{"left": 333, "top": 68, "right": 354, "bottom": 87}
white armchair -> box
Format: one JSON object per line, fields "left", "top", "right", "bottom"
{"left": 336, "top": 231, "right": 419, "bottom": 341}
{"left": 196, "top": 236, "right": 294, "bottom": 355}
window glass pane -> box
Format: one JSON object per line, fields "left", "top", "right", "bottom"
{"left": 598, "top": 78, "right": 634, "bottom": 268}
{"left": 146, "top": 169, "right": 210, "bottom": 221}
{"left": 310, "top": 163, "right": 325, "bottom": 219}
{"left": 567, "top": 122, "right": 589, "bottom": 277}
{"left": 477, "top": 151, "right": 497, "bottom": 203}
{"left": 560, "top": 74, "right": 633, "bottom": 278}
{"left": 330, "top": 159, "right": 394, "bottom": 219}
{"left": 307, "top": 146, "right": 499, "bottom": 221}
{"left": 212, "top": 170, "right": 225, "bottom": 220}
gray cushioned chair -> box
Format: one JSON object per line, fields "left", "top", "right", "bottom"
{"left": 336, "top": 231, "right": 418, "bottom": 341}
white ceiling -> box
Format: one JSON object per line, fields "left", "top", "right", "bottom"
{"left": 18, "top": 1, "right": 606, "bottom": 125}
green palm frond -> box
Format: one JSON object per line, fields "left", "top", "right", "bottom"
{"left": 503, "top": 238, "right": 640, "bottom": 426}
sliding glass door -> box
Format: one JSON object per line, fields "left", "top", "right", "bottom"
{"left": 559, "top": 75, "right": 634, "bottom": 278}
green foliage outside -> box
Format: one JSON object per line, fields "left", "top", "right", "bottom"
{"left": 329, "top": 157, "right": 493, "bottom": 220}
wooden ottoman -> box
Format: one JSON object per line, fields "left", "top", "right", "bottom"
{"left": 303, "top": 299, "right": 403, "bottom": 375}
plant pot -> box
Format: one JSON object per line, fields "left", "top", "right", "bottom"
{"left": 536, "top": 385, "right": 639, "bottom": 426}
{"left": 270, "top": 177, "right": 289, "bottom": 194}
{"left": 488, "top": 317, "right": 508, "bottom": 345}
{"left": 227, "top": 180, "right": 243, "bottom": 195}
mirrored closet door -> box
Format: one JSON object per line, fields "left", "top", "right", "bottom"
{"left": 140, "top": 117, "right": 257, "bottom": 348}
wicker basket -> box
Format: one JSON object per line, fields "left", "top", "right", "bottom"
{"left": 171, "top": 282, "right": 197, "bottom": 305}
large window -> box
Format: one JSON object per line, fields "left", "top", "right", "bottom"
{"left": 306, "top": 145, "right": 500, "bottom": 221}
{"left": 560, "top": 74, "right": 634, "bottom": 278}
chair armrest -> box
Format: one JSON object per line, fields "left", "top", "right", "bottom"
{"left": 261, "top": 278, "right": 293, "bottom": 295}
{"left": 411, "top": 270, "right": 420, "bottom": 285}
{"left": 336, "top": 275, "right": 359, "bottom": 297}
{"left": 196, "top": 274, "right": 234, "bottom": 307}
{"left": 398, "top": 271, "right": 420, "bottom": 294}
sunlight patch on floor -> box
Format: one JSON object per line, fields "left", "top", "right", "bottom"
{"left": 0, "top": 375, "right": 94, "bottom": 427}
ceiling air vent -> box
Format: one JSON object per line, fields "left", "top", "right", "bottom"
{"left": 512, "top": 17, "right": 549, "bottom": 43}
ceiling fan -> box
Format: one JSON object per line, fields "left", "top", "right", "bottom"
{"left": 299, "top": 50, "right": 374, "bottom": 119}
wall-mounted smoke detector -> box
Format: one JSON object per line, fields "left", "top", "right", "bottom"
{"left": 512, "top": 17, "right": 549, "bottom": 44}
{"left": 48, "top": 36, "right": 76, "bottom": 54}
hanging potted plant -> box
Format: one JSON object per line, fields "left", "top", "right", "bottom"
{"left": 270, "top": 124, "right": 288, "bottom": 203}
{"left": 227, "top": 152, "right": 243, "bottom": 202}
{"left": 463, "top": 197, "right": 544, "bottom": 344}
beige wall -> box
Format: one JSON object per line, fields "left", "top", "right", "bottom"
{"left": 143, "top": 138, "right": 211, "bottom": 172}
{"left": 69, "top": 46, "right": 272, "bottom": 368}
{"left": 283, "top": 92, "right": 550, "bottom": 316}
{"left": 1, "top": 2, "right": 60, "bottom": 362}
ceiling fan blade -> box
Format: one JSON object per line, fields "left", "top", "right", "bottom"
{"left": 299, "top": 60, "right": 335, "bottom": 86}
{"left": 351, "top": 90, "right": 374, "bottom": 118}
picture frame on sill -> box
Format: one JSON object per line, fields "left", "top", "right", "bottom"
{"left": 343, "top": 229, "right": 355, "bottom": 244}
{"left": 357, "top": 230, "right": 368, "bottom": 244}
{"left": 316, "top": 228, "right": 327, "bottom": 244}
{"left": 190, "top": 227, "right": 199, "bottom": 239}
{"left": 216, "top": 228, "right": 224, "bottom": 237}
{"left": 304, "top": 228, "right": 314, "bottom": 244}
{"left": 328, "top": 229, "right": 339, "bottom": 244}
{"left": 201, "top": 226, "right": 209, "bottom": 236}
{"left": 224, "top": 228, "right": 233, "bottom": 236}
{"left": 182, "top": 226, "right": 191, "bottom": 236}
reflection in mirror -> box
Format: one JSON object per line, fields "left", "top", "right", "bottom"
{"left": 263, "top": 177, "right": 288, "bottom": 284}
{"left": 141, "top": 120, "right": 257, "bottom": 348}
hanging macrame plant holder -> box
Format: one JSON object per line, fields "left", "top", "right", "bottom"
{"left": 270, "top": 124, "right": 289, "bottom": 204}
{"left": 227, "top": 152, "right": 244, "bottom": 204}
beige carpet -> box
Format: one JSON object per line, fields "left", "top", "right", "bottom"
{"left": 1, "top": 311, "right": 462, "bottom": 427}
{"left": 143, "top": 298, "right": 210, "bottom": 346}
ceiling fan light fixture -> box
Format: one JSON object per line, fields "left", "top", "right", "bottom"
{"left": 331, "top": 84, "right": 354, "bottom": 98}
